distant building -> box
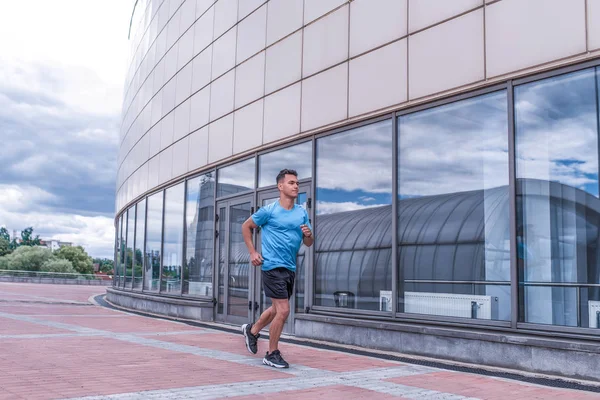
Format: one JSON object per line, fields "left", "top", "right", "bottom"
{"left": 40, "top": 239, "right": 72, "bottom": 252}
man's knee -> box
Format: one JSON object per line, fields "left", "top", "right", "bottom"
{"left": 274, "top": 302, "right": 289, "bottom": 319}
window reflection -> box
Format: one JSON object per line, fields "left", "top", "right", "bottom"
{"left": 145, "top": 192, "right": 163, "bottom": 291}
{"left": 134, "top": 199, "right": 145, "bottom": 290}
{"left": 161, "top": 183, "right": 184, "bottom": 294}
{"left": 315, "top": 120, "right": 393, "bottom": 310}
{"left": 515, "top": 68, "right": 600, "bottom": 328}
{"left": 125, "top": 207, "right": 135, "bottom": 289}
{"left": 398, "top": 91, "right": 510, "bottom": 321}
{"left": 183, "top": 173, "right": 215, "bottom": 296}
{"left": 116, "top": 216, "right": 124, "bottom": 287}
{"left": 217, "top": 158, "right": 255, "bottom": 197}
{"left": 258, "top": 142, "right": 312, "bottom": 187}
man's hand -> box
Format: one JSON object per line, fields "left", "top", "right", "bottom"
{"left": 250, "top": 251, "right": 264, "bottom": 266}
{"left": 301, "top": 224, "right": 312, "bottom": 238}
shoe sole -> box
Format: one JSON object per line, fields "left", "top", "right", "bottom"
{"left": 263, "top": 358, "right": 289, "bottom": 369}
{"left": 241, "top": 324, "right": 257, "bottom": 354}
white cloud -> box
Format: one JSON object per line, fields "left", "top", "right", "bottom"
{"left": 0, "top": 184, "right": 115, "bottom": 258}
{"left": 0, "top": 1, "right": 131, "bottom": 115}
{"left": 0, "top": 184, "right": 58, "bottom": 212}
{"left": 317, "top": 201, "right": 388, "bottom": 215}
{"left": 1, "top": 211, "right": 115, "bottom": 259}
{"left": 0, "top": 1, "right": 132, "bottom": 259}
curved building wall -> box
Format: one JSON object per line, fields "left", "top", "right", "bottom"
{"left": 111, "top": 0, "right": 600, "bottom": 354}
{"left": 116, "top": 0, "right": 599, "bottom": 213}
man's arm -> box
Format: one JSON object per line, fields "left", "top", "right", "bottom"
{"left": 242, "top": 217, "right": 263, "bottom": 266}
{"left": 301, "top": 224, "right": 314, "bottom": 247}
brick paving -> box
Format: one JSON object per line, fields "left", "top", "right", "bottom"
{"left": 0, "top": 282, "right": 597, "bottom": 400}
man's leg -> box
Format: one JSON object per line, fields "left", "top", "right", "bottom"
{"left": 268, "top": 298, "right": 290, "bottom": 353}
{"left": 251, "top": 305, "right": 276, "bottom": 336}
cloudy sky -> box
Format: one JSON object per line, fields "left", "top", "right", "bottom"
{"left": 0, "top": 1, "right": 133, "bottom": 258}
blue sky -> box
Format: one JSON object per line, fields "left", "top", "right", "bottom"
{"left": 0, "top": 1, "right": 132, "bottom": 258}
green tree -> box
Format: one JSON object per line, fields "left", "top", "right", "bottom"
{"left": 55, "top": 246, "right": 94, "bottom": 275}
{"left": 93, "top": 257, "right": 114, "bottom": 274}
{"left": 19, "top": 227, "right": 41, "bottom": 246}
{"left": 0, "top": 255, "right": 9, "bottom": 270}
{"left": 6, "top": 246, "right": 53, "bottom": 271}
{"left": 0, "top": 237, "right": 11, "bottom": 257}
{"left": 41, "top": 258, "right": 77, "bottom": 274}
{"left": 1, "top": 227, "right": 18, "bottom": 251}
{"left": 0, "top": 227, "right": 10, "bottom": 242}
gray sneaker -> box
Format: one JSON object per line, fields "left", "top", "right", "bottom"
{"left": 242, "top": 323, "right": 259, "bottom": 354}
{"left": 263, "top": 350, "right": 289, "bottom": 368}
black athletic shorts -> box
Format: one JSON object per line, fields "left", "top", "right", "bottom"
{"left": 262, "top": 267, "right": 295, "bottom": 300}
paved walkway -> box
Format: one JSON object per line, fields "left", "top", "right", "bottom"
{"left": 0, "top": 283, "right": 598, "bottom": 400}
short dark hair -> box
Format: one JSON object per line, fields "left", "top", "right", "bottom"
{"left": 276, "top": 168, "right": 298, "bottom": 184}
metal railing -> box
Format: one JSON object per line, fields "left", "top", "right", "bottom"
{"left": 0, "top": 269, "right": 110, "bottom": 281}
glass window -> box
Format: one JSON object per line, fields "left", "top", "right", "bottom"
{"left": 398, "top": 91, "right": 510, "bottom": 321}
{"left": 515, "top": 68, "right": 600, "bottom": 328}
{"left": 161, "top": 183, "right": 185, "bottom": 294}
{"left": 183, "top": 173, "right": 215, "bottom": 296}
{"left": 125, "top": 207, "right": 135, "bottom": 289}
{"left": 115, "top": 215, "right": 123, "bottom": 287}
{"left": 145, "top": 192, "right": 163, "bottom": 291}
{"left": 133, "top": 199, "right": 146, "bottom": 290}
{"left": 315, "top": 120, "right": 393, "bottom": 310}
{"left": 119, "top": 214, "right": 126, "bottom": 288}
{"left": 258, "top": 141, "right": 312, "bottom": 187}
{"left": 217, "top": 158, "right": 255, "bottom": 197}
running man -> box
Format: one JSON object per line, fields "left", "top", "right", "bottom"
{"left": 241, "top": 168, "right": 314, "bottom": 368}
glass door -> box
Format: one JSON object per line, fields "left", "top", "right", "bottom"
{"left": 252, "top": 183, "right": 312, "bottom": 334}
{"left": 215, "top": 195, "right": 254, "bottom": 325}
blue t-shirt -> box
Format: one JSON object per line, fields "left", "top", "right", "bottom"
{"left": 251, "top": 201, "right": 312, "bottom": 272}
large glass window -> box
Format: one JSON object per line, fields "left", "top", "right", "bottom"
{"left": 515, "top": 68, "right": 600, "bottom": 328}
{"left": 183, "top": 173, "right": 215, "bottom": 296}
{"left": 145, "top": 192, "right": 163, "bottom": 291}
{"left": 217, "top": 158, "right": 255, "bottom": 197}
{"left": 161, "top": 183, "right": 185, "bottom": 294}
{"left": 116, "top": 215, "right": 124, "bottom": 287}
{"left": 398, "top": 91, "right": 510, "bottom": 321}
{"left": 119, "top": 215, "right": 126, "bottom": 288}
{"left": 314, "top": 120, "right": 393, "bottom": 310}
{"left": 258, "top": 142, "right": 312, "bottom": 187}
{"left": 133, "top": 199, "right": 145, "bottom": 290}
{"left": 125, "top": 207, "right": 135, "bottom": 288}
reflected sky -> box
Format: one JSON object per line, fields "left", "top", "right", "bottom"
{"left": 134, "top": 199, "right": 146, "bottom": 270}
{"left": 185, "top": 173, "right": 215, "bottom": 262}
{"left": 399, "top": 91, "right": 509, "bottom": 198}
{"left": 217, "top": 158, "right": 255, "bottom": 197}
{"left": 163, "top": 183, "right": 184, "bottom": 268}
{"left": 145, "top": 191, "right": 163, "bottom": 253}
{"left": 259, "top": 141, "right": 312, "bottom": 187}
{"left": 316, "top": 120, "right": 393, "bottom": 215}
{"left": 126, "top": 206, "right": 135, "bottom": 251}
{"left": 515, "top": 68, "right": 599, "bottom": 197}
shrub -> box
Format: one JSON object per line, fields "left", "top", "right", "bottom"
{"left": 6, "top": 246, "right": 53, "bottom": 271}
{"left": 41, "top": 258, "right": 77, "bottom": 274}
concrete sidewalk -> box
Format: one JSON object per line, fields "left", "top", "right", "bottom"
{"left": 0, "top": 282, "right": 598, "bottom": 400}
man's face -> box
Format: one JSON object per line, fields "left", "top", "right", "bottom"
{"left": 278, "top": 174, "right": 299, "bottom": 198}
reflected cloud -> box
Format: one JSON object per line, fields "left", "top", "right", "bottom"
{"left": 259, "top": 141, "right": 312, "bottom": 187}
{"left": 516, "top": 68, "right": 599, "bottom": 196}
{"left": 399, "top": 91, "right": 509, "bottom": 197}
{"left": 316, "top": 200, "right": 389, "bottom": 215}
{"left": 317, "top": 121, "right": 393, "bottom": 194}
{"left": 217, "top": 158, "right": 255, "bottom": 196}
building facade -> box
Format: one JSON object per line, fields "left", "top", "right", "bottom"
{"left": 110, "top": 0, "right": 600, "bottom": 380}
